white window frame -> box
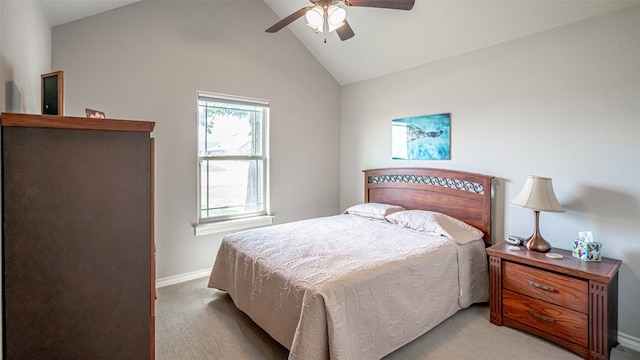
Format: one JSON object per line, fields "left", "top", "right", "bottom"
{"left": 195, "top": 92, "right": 272, "bottom": 235}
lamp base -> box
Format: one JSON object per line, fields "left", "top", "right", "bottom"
{"left": 522, "top": 210, "right": 552, "bottom": 253}
{"left": 524, "top": 233, "right": 552, "bottom": 253}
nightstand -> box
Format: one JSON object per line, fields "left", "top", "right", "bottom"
{"left": 486, "top": 242, "right": 621, "bottom": 360}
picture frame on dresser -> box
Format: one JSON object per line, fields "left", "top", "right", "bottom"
{"left": 86, "top": 108, "right": 106, "bottom": 119}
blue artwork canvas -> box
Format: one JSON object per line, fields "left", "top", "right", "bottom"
{"left": 392, "top": 113, "right": 451, "bottom": 160}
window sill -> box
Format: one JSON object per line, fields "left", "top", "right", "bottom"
{"left": 194, "top": 215, "right": 274, "bottom": 236}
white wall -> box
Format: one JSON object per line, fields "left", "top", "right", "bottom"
{"left": 340, "top": 5, "right": 640, "bottom": 341}
{"left": 51, "top": 0, "right": 341, "bottom": 280}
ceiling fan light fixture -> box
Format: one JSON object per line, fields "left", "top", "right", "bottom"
{"left": 327, "top": 5, "right": 346, "bottom": 28}
{"left": 266, "top": 0, "right": 415, "bottom": 41}
{"left": 305, "top": 6, "right": 325, "bottom": 31}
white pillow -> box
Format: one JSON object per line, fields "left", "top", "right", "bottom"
{"left": 385, "top": 210, "right": 484, "bottom": 244}
{"left": 344, "top": 202, "right": 405, "bottom": 220}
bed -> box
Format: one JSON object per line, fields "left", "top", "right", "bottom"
{"left": 208, "top": 167, "right": 493, "bottom": 359}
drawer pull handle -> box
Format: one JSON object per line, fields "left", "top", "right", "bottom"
{"left": 528, "top": 280, "right": 555, "bottom": 292}
{"left": 528, "top": 310, "right": 555, "bottom": 323}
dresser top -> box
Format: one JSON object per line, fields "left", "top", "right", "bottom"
{"left": 487, "top": 241, "right": 621, "bottom": 284}
{"left": 1, "top": 113, "right": 155, "bottom": 133}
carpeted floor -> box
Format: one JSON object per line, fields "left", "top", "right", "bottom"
{"left": 155, "top": 276, "right": 639, "bottom": 360}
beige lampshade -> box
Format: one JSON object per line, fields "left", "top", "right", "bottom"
{"left": 510, "top": 176, "right": 565, "bottom": 212}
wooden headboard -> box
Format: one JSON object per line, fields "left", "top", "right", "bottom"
{"left": 364, "top": 168, "right": 494, "bottom": 245}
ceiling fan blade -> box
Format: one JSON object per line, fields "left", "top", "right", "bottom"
{"left": 336, "top": 20, "right": 355, "bottom": 41}
{"left": 345, "top": 0, "right": 414, "bottom": 10}
{"left": 266, "top": 6, "right": 313, "bottom": 33}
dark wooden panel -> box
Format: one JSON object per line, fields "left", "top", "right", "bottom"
{"left": 150, "top": 138, "right": 156, "bottom": 359}
{"left": 606, "top": 275, "right": 619, "bottom": 358}
{"left": 489, "top": 256, "right": 502, "bottom": 325}
{"left": 590, "top": 277, "right": 619, "bottom": 360}
{"left": 2, "top": 125, "right": 152, "bottom": 359}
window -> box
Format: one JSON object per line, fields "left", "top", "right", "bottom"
{"left": 197, "top": 93, "right": 269, "bottom": 225}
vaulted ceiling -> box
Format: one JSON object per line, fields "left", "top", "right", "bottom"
{"left": 42, "top": 0, "right": 638, "bottom": 85}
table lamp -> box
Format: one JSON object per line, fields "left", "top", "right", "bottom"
{"left": 509, "top": 176, "right": 564, "bottom": 252}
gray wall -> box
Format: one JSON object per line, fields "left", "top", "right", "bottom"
{"left": 0, "top": 1, "right": 52, "bottom": 356}
{"left": 0, "top": 0, "right": 51, "bottom": 113}
{"left": 340, "top": 5, "right": 640, "bottom": 340}
{"left": 51, "top": 0, "right": 341, "bottom": 279}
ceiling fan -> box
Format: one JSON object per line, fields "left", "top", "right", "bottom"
{"left": 266, "top": 0, "right": 415, "bottom": 42}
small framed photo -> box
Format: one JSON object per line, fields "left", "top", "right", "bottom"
{"left": 86, "top": 108, "right": 106, "bottom": 119}
{"left": 41, "top": 70, "right": 64, "bottom": 115}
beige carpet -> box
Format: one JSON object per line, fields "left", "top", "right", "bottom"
{"left": 156, "top": 276, "right": 639, "bottom": 360}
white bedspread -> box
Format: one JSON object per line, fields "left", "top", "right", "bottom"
{"left": 208, "top": 214, "right": 488, "bottom": 359}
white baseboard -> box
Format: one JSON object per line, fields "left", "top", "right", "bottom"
{"left": 155, "top": 268, "right": 211, "bottom": 288}
{"left": 619, "top": 332, "right": 640, "bottom": 352}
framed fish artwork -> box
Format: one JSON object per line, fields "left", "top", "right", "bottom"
{"left": 392, "top": 113, "right": 451, "bottom": 160}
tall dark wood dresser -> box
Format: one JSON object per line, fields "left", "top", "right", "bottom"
{"left": 1, "top": 113, "right": 155, "bottom": 359}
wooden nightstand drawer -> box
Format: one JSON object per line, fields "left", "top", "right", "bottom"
{"left": 503, "top": 261, "right": 588, "bottom": 313}
{"left": 503, "top": 290, "right": 588, "bottom": 347}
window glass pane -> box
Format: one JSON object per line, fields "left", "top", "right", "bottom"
{"left": 198, "top": 101, "right": 264, "bottom": 157}
{"left": 200, "top": 159, "right": 264, "bottom": 219}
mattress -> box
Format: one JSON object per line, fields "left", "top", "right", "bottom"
{"left": 208, "top": 214, "right": 488, "bottom": 359}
